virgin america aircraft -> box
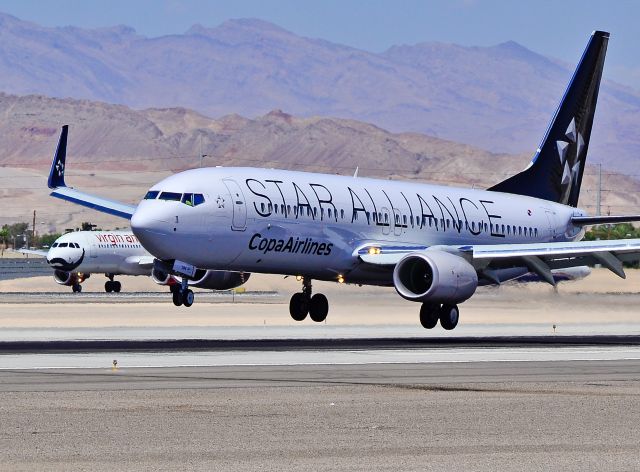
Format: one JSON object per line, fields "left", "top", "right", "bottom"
{"left": 46, "top": 31, "right": 640, "bottom": 330}
{"left": 19, "top": 231, "right": 248, "bottom": 293}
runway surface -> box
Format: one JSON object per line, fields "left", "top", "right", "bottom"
{"left": 3, "top": 274, "right": 640, "bottom": 470}
{"left": 2, "top": 360, "right": 640, "bottom": 471}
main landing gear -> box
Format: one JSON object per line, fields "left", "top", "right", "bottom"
{"left": 289, "top": 277, "right": 329, "bottom": 322}
{"left": 171, "top": 280, "right": 194, "bottom": 308}
{"left": 104, "top": 274, "right": 122, "bottom": 293}
{"left": 419, "top": 302, "right": 459, "bottom": 330}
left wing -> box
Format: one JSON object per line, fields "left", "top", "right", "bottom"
{"left": 357, "top": 239, "right": 640, "bottom": 285}
{"left": 48, "top": 125, "right": 136, "bottom": 219}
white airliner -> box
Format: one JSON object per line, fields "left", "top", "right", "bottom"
{"left": 46, "top": 31, "right": 640, "bottom": 329}
{"left": 20, "top": 231, "right": 249, "bottom": 294}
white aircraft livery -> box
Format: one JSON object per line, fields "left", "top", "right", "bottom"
{"left": 46, "top": 31, "right": 640, "bottom": 329}
{"left": 20, "top": 231, "right": 249, "bottom": 294}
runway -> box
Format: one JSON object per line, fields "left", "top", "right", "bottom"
{"left": 2, "top": 273, "right": 640, "bottom": 470}
{"left": 2, "top": 360, "right": 640, "bottom": 471}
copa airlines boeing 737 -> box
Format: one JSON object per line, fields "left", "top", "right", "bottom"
{"left": 20, "top": 231, "right": 249, "bottom": 294}
{"left": 46, "top": 31, "right": 640, "bottom": 329}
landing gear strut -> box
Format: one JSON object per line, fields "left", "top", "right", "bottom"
{"left": 104, "top": 274, "right": 121, "bottom": 293}
{"left": 172, "top": 278, "right": 194, "bottom": 307}
{"left": 289, "top": 277, "right": 329, "bottom": 322}
{"left": 419, "top": 302, "right": 459, "bottom": 330}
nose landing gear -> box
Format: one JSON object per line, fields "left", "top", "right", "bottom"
{"left": 171, "top": 280, "right": 194, "bottom": 307}
{"left": 289, "top": 277, "right": 329, "bottom": 322}
{"left": 104, "top": 274, "right": 122, "bottom": 293}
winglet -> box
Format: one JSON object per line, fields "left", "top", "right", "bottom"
{"left": 47, "top": 125, "right": 69, "bottom": 189}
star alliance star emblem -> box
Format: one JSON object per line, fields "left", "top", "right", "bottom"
{"left": 56, "top": 161, "right": 64, "bottom": 177}
{"left": 216, "top": 195, "right": 225, "bottom": 208}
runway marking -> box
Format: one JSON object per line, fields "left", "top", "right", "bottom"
{"left": 2, "top": 346, "right": 640, "bottom": 370}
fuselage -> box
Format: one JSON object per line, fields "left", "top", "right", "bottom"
{"left": 46, "top": 231, "right": 149, "bottom": 275}
{"left": 131, "top": 167, "right": 586, "bottom": 285}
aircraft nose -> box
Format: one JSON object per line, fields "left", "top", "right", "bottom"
{"left": 46, "top": 247, "right": 85, "bottom": 271}
{"left": 131, "top": 207, "right": 173, "bottom": 259}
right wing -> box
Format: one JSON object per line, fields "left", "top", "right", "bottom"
{"left": 48, "top": 125, "right": 136, "bottom": 219}
{"left": 15, "top": 248, "right": 48, "bottom": 257}
{"left": 356, "top": 238, "right": 640, "bottom": 286}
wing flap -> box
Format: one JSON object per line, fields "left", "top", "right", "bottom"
{"left": 472, "top": 239, "right": 640, "bottom": 260}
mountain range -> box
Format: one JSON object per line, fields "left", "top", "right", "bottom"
{"left": 0, "top": 13, "right": 638, "bottom": 174}
{"left": 0, "top": 92, "right": 638, "bottom": 234}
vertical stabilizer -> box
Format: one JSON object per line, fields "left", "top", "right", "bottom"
{"left": 489, "top": 31, "right": 609, "bottom": 207}
{"left": 48, "top": 125, "right": 69, "bottom": 189}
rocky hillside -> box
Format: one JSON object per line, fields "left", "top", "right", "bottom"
{"left": 0, "top": 14, "right": 638, "bottom": 174}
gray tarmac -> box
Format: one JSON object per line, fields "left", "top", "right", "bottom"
{"left": 3, "top": 273, "right": 640, "bottom": 471}
{"left": 1, "top": 360, "right": 640, "bottom": 471}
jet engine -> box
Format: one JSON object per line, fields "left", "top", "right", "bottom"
{"left": 392, "top": 250, "right": 478, "bottom": 304}
{"left": 188, "top": 269, "right": 250, "bottom": 290}
{"left": 53, "top": 270, "right": 89, "bottom": 286}
{"left": 151, "top": 267, "right": 178, "bottom": 286}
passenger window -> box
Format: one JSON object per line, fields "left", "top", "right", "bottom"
{"left": 159, "top": 192, "right": 182, "bottom": 201}
{"left": 144, "top": 190, "right": 159, "bottom": 200}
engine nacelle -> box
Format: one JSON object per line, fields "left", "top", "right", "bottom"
{"left": 151, "top": 267, "right": 178, "bottom": 286}
{"left": 189, "top": 270, "right": 250, "bottom": 290}
{"left": 393, "top": 250, "right": 478, "bottom": 304}
{"left": 53, "top": 270, "right": 89, "bottom": 286}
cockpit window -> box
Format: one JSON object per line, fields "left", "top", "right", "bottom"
{"left": 144, "top": 190, "right": 160, "bottom": 200}
{"left": 182, "top": 193, "right": 194, "bottom": 206}
{"left": 181, "top": 193, "right": 205, "bottom": 207}
{"left": 159, "top": 192, "right": 182, "bottom": 201}
{"left": 59, "top": 243, "right": 68, "bottom": 248}
{"left": 52, "top": 243, "right": 58, "bottom": 248}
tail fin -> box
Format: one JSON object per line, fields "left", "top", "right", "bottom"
{"left": 47, "top": 125, "right": 69, "bottom": 189}
{"left": 489, "top": 31, "right": 609, "bottom": 207}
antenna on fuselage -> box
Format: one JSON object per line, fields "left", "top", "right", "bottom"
{"left": 353, "top": 166, "right": 359, "bottom": 178}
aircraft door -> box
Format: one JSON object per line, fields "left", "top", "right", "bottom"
{"left": 89, "top": 235, "right": 97, "bottom": 258}
{"left": 545, "top": 210, "right": 558, "bottom": 240}
{"left": 393, "top": 209, "right": 403, "bottom": 236}
{"left": 380, "top": 207, "right": 392, "bottom": 236}
{"left": 223, "top": 179, "right": 247, "bottom": 231}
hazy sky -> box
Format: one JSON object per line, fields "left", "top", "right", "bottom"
{"left": 1, "top": 0, "right": 639, "bottom": 89}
